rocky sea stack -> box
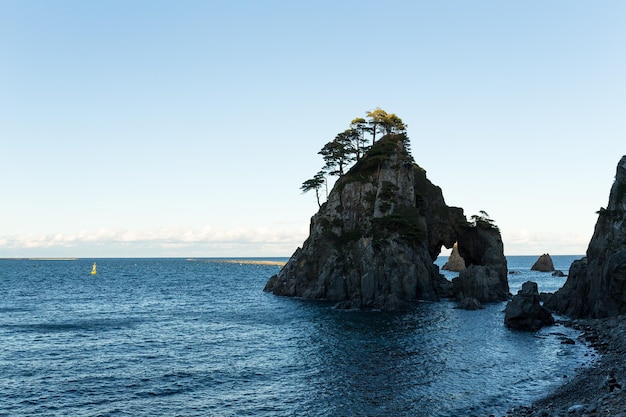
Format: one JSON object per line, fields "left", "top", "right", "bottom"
{"left": 264, "top": 134, "right": 509, "bottom": 310}
{"left": 531, "top": 253, "right": 555, "bottom": 272}
{"left": 504, "top": 281, "right": 554, "bottom": 331}
{"left": 545, "top": 155, "right": 626, "bottom": 318}
{"left": 442, "top": 242, "right": 465, "bottom": 272}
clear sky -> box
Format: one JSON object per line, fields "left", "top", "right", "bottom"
{"left": 1, "top": 1, "right": 624, "bottom": 258}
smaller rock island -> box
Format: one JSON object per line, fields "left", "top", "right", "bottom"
{"left": 442, "top": 242, "right": 465, "bottom": 272}
{"left": 531, "top": 253, "right": 555, "bottom": 272}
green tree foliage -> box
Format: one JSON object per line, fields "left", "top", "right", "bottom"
{"left": 301, "top": 171, "right": 326, "bottom": 207}
{"left": 366, "top": 108, "right": 386, "bottom": 144}
{"left": 319, "top": 133, "right": 355, "bottom": 177}
{"left": 470, "top": 210, "right": 499, "bottom": 230}
{"left": 349, "top": 118, "right": 370, "bottom": 160}
{"left": 301, "top": 108, "right": 410, "bottom": 206}
{"left": 384, "top": 113, "right": 407, "bottom": 136}
{"left": 365, "top": 108, "right": 407, "bottom": 144}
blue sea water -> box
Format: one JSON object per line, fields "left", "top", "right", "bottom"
{"left": 0, "top": 256, "right": 595, "bottom": 417}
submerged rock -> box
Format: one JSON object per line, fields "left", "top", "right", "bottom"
{"left": 531, "top": 253, "right": 555, "bottom": 272}
{"left": 456, "top": 297, "right": 484, "bottom": 310}
{"left": 545, "top": 155, "right": 626, "bottom": 318}
{"left": 264, "top": 134, "right": 508, "bottom": 311}
{"left": 504, "top": 281, "right": 554, "bottom": 331}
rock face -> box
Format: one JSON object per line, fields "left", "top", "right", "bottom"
{"left": 452, "top": 222, "right": 510, "bottom": 302}
{"left": 453, "top": 264, "right": 509, "bottom": 303}
{"left": 264, "top": 135, "right": 509, "bottom": 310}
{"left": 531, "top": 253, "right": 555, "bottom": 272}
{"left": 504, "top": 281, "right": 555, "bottom": 331}
{"left": 545, "top": 156, "right": 626, "bottom": 318}
{"left": 442, "top": 242, "right": 465, "bottom": 272}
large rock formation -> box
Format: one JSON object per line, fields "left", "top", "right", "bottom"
{"left": 531, "top": 253, "right": 555, "bottom": 272}
{"left": 452, "top": 220, "right": 510, "bottom": 302}
{"left": 545, "top": 155, "right": 626, "bottom": 318}
{"left": 442, "top": 242, "right": 465, "bottom": 272}
{"left": 264, "top": 134, "right": 508, "bottom": 310}
{"left": 504, "top": 281, "right": 554, "bottom": 331}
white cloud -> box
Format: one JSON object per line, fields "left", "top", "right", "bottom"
{"left": 0, "top": 226, "right": 309, "bottom": 257}
{"left": 502, "top": 229, "right": 590, "bottom": 256}
{"left": 1, "top": 224, "right": 592, "bottom": 258}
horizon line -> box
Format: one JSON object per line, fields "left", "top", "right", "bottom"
{"left": 0, "top": 254, "right": 586, "bottom": 260}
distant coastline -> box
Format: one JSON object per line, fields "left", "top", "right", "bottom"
{"left": 0, "top": 258, "right": 79, "bottom": 261}
{"left": 187, "top": 258, "right": 287, "bottom": 266}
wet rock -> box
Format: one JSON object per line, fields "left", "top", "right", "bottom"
{"left": 507, "top": 315, "right": 626, "bottom": 417}
{"left": 608, "top": 370, "right": 622, "bottom": 392}
{"left": 456, "top": 297, "right": 484, "bottom": 310}
{"left": 539, "top": 292, "right": 553, "bottom": 303}
{"left": 567, "top": 404, "right": 584, "bottom": 413}
{"left": 436, "top": 274, "right": 454, "bottom": 298}
{"left": 552, "top": 270, "right": 566, "bottom": 277}
{"left": 504, "top": 281, "right": 555, "bottom": 331}
{"left": 453, "top": 264, "right": 510, "bottom": 303}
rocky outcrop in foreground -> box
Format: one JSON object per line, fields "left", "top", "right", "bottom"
{"left": 531, "top": 253, "right": 555, "bottom": 272}
{"left": 508, "top": 316, "right": 626, "bottom": 417}
{"left": 545, "top": 156, "right": 626, "bottom": 318}
{"left": 504, "top": 281, "right": 554, "bottom": 331}
{"left": 264, "top": 135, "right": 508, "bottom": 310}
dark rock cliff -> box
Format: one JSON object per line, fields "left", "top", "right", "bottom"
{"left": 545, "top": 155, "right": 626, "bottom": 318}
{"left": 264, "top": 135, "right": 508, "bottom": 310}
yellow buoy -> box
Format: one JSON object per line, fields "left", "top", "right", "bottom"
{"left": 91, "top": 262, "right": 97, "bottom": 275}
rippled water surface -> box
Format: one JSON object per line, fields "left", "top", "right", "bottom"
{"left": 0, "top": 256, "right": 594, "bottom": 416}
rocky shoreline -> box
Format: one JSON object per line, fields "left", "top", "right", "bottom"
{"left": 507, "top": 315, "right": 626, "bottom": 417}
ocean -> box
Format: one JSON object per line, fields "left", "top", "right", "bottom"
{"left": 0, "top": 256, "right": 595, "bottom": 416}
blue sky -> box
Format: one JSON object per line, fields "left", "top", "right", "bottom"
{"left": 1, "top": 1, "right": 624, "bottom": 258}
